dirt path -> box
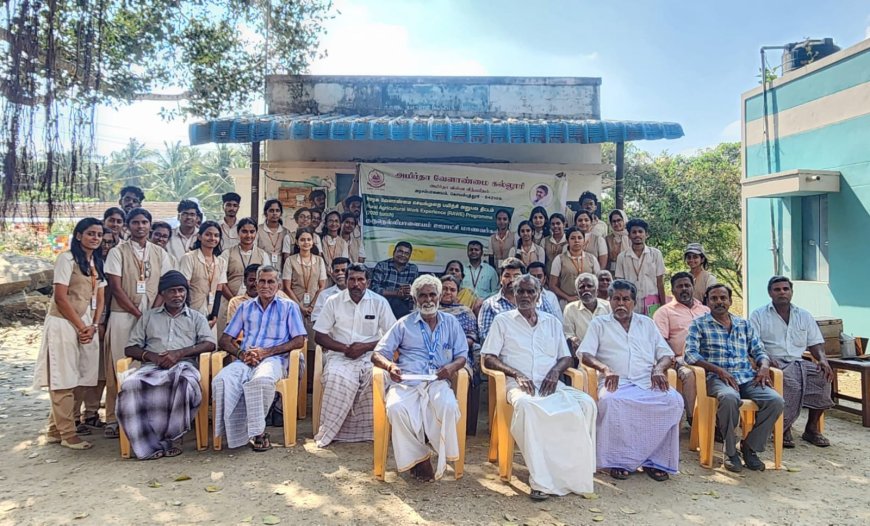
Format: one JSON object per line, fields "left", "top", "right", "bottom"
{"left": 1, "top": 323, "right": 868, "bottom": 526}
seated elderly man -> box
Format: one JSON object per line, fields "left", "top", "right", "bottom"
{"left": 686, "top": 284, "right": 784, "bottom": 472}
{"left": 579, "top": 279, "right": 683, "bottom": 482}
{"left": 750, "top": 276, "right": 833, "bottom": 448}
{"left": 116, "top": 271, "right": 216, "bottom": 460}
{"left": 482, "top": 274, "right": 597, "bottom": 501}
{"left": 478, "top": 258, "right": 559, "bottom": 341}
{"left": 213, "top": 265, "right": 306, "bottom": 451}
{"left": 563, "top": 272, "right": 612, "bottom": 352}
{"left": 312, "top": 263, "right": 396, "bottom": 447}
{"left": 311, "top": 257, "right": 351, "bottom": 323}
{"left": 652, "top": 271, "right": 710, "bottom": 425}
{"left": 226, "top": 264, "right": 291, "bottom": 323}
{"left": 372, "top": 274, "right": 468, "bottom": 481}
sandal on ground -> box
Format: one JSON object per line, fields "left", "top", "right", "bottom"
{"left": 45, "top": 435, "right": 62, "bottom": 444}
{"left": 529, "top": 489, "right": 550, "bottom": 501}
{"left": 783, "top": 428, "right": 795, "bottom": 449}
{"left": 103, "top": 423, "right": 120, "bottom": 439}
{"left": 609, "top": 468, "right": 630, "bottom": 480}
{"left": 645, "top": 468, "right": 669, "bottom": 482}
{"left": 164, "top": 446, "right": 183, "bottom": 458}
{"left": 801, "top": 431, "right": 830, "bottom": 447}
{"left": 141, "top": 450, "right": 165, "bottom": 460}
{"left": 61, "top": 439, "right": 93, "bottom": 450}
{"left": 75, "top": 423, "right": 92, "bottom": 435}
{"left": 83, "top": 415, "right": 105, "bottom": 428}
{"left": 249, "top": 433, "right": 272, "bottom": 452}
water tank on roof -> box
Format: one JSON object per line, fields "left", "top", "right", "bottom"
{"left": 782, "top": 38, "right": 840, "bottom": 73}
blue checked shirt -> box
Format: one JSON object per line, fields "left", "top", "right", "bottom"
{"left": 224, "top": 296, "right": 307, "bottom": 367}
{"left": 477, "top": 291, "right": 559, "bottom": 342}
{"left": 369, "top": 258, "right": 419, "bottom": 317}
{"left": 684, "top": 312, "right": 769, "bottom": 385}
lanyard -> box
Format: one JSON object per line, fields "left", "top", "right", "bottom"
{"left": 631, "top": 251, "right": 647, "bottom": 280}
{"left": 299, "top": 254, "right": 317, "bottom": 292}
{"left": 237, "top": 246, "right": 256, "bottom": 270}
{"left": 418, "top": 315, "right": 443, "bottom": 372}
{"left": 263, "top": 225, "right": 282, "bottom": 254}
{"left": 324, "top": 236, "right": 337, "bottom": 262}
{"left": 201, "top": 253, "right": 216, "bottom": 293}
{"left": 133, "top": 241, "right": 148, "bottom": 280}
{"left": 469, "top": 264, "right": 482, "bottom": 289}
{"left": 89, "top": 258, "right": 97, "bottom": 313}
{"left": 568, "top": 251, "right": 585, "bottom": 273}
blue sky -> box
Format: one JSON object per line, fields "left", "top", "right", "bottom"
{"left": 96, "top": 0, "right": 870, "bottom": 156}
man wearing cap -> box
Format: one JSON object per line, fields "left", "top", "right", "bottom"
{"left": 653, "top": 271, "right": 710, "bottom": 424}
{"left": 684, "top": 243, "right": 716, "bottom": 303}
{"left": 115, "top": 271, "right": 216, "bottom": 460}
{"left": 750, "top": 276, "right": 834, "bottom": 448}
{"left": 219, "top": 193, "right": 242, "bottom": 250}
{"left": 213, "top": 265, "right": 307, "bottom": 450}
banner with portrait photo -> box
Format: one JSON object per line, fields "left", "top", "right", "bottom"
{"left": 360, "top": 163, "right": 568, "bottom": 273}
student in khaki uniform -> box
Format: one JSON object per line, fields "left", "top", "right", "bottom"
{"left": 282, "top": 228, "right": 327, "bottom": 354}
{"left": 219, "top": 217, "right": 269, "bottom": 336}
{"left": 33, "top": 218, "right": 107, "bottom": 450}
{"left": 320, "top": 210, "right": 349, "bottom": 284}
{"left": 549, "top": 227, "right": 601, "bottom": 308}
{"left": 258, "top": 198, "right": 290, "bottom": 269}
{"left": 219, "top": 192, "right": 242, "bottom": 250}
{"left": 104, "top": 208, "right": 173, "bottom": 438}
{"left": 179, "top": 221, "right": 229, "bottom": 334}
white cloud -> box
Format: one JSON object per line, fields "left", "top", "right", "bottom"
{"left": 310, "top": 0, "right": 487, "bottom": 76}
{"left": 720, "top": 119, "right": 741, "bottom": 142}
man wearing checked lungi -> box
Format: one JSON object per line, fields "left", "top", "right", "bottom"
{"left": 750, "top": 276, "right": 834, "bottom": 448}
{"left": 116, "top": 271, "right": 216, "bottom": 460}
{"left": 213, "top": 265, "right": 306, "bottom": 451}
{"left": 312, "top": 263, "right": 396, "bottom": 447}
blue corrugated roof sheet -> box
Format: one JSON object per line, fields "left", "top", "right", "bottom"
{"left": 188, "top": 114, "right": 684, "bottom": 146}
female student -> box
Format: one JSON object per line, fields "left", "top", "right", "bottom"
{"left": 34, "top": 218, "right": 106, "bottom": 450}
{"left": 219, "top": 217, "right": 270, "bottom": 331}
{"left": 257, "top": 199, "right": 291, "bottom": 269}
{"left": 684, "top": 243, "right": 717, "bottom": 302}
{"left": 604, "top": 209, "right": 630, "bottom": 272}
{"left": 282, "top": 228, "right": 326, "bottom": 352}
{"left": 488, "top": 209, "right": 516, "bottom": 268}
{"left": 103, "top": 207, "right": 126, "bottom": 240}
{"left": 529, "top": 206, "right": 550, "bottom": 245}
{"left": 508, "top": 220, "right": 545, "bottom": 266}
{"left": 443, "top": 260, "right": 483, "bottom": 314}
{"left": 542, "top": 213, "right": 568, "bottom": 272}
{"left": 549, "top": 227, "right": 601, "bottom": 307}
{"left": 320, "top": 210, "right": 349, "bottom": 282}
{"left": 574, "top": 210, "right": 608, "bottom": 270}
{"left": 179, "top": 221, "right": 228, "bottom": 329}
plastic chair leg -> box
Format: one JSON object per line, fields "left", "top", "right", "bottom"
{"left": 487, "top": 381, "right": 498, "bottom": 463}
{"left": 119, "top": 424, "right": 131, "bottom": 459}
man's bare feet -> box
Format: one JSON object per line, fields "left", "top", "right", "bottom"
{"left": 411, "top": 459, "right": 434, "bottom": 482}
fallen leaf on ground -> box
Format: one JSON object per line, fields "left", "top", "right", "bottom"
{"left": 581, "top": 493, "right": 599, "bottom": 500}
{"left": 262, "top": 516, "right": 281, "bottom": 525}
{"left": 620, "top": 508, "right": 637, "bottom": 514}
{"left": 589, "top": 508, "right": 602, "bottom": 513}
{"left": 787, "top": 467, "right": 802, "bottom": 472}
{"left": 205, "top": 485, "right": 222, "bottom": 493}
{"left": 173, "top": 474, "right": 191, "bottom": 482}
{"left": 73, "top": 512, "right": 89, "bottom": 520}
{"left": 211, "top": 471, "right": 224, "bottom": 481}
{"left": 239, "top": 516, "right": 253, "bottom": 523}
{"left": 170, "top": 501, "right": 182, "bottom": 507}
{"left": 592, "top": 516, "right": 605, "bottom": 522}
{"left": 147, "top": 480, "right": 162, "bottom": 488}
{"left": 27, "top": 452, "right": 39, "bottom": 459}
{"left": 503, "top": 513, "right": 518, "bottom": 521}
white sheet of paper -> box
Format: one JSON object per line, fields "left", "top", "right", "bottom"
{"left": 401, "top": 373, "right": 437, "bottom": 382}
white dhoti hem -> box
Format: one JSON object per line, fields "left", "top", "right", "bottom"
{"left": 508, "top": 379, "right": 597, "bottom": 495}
{"left": 385, "top": 380, "right": 460, "bottom": 480}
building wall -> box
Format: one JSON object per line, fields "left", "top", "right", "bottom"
{"left": 742, "top": 38, "right": 870, "bottom": 335}
{"left": 267, "top": 75, "right": 601, "bottom": 119}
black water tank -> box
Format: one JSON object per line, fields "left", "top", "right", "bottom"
{"left": 782, "top": 38, "right": 840, "bottom": 72}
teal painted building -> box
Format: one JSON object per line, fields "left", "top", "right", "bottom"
{"left": 741, "top": 38, "right": 870, "bottom": 336}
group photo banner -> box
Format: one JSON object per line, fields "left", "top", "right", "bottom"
{"left": 360, "top": 163, "right": 568, "bottom": 273}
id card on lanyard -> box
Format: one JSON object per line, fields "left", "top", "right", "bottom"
{"left": 419, "top": 315, "right": 443, "bottom": 375}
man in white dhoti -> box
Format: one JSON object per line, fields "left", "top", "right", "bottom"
{"left": 213, "top": 265, "right": 306, "bottom": 450}
{"left": 372, "top": 274, "right": 468, "bottom": 481}
{"left": 482, "top": 274, "right": 597, "bottom": 500}
{"left": 313, "top": 263, "right": 396, "bottom": 447}
{"left": 579, "top": 279, "right": 683, "bottom": 482}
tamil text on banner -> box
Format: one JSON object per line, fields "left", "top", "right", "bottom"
{"left": 360, "top": 163, "right": 568, "bottom": 273}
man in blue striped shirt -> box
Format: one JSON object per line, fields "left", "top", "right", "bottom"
{"left": 213, "top": 265, "right": 306, "bottom": 451}
{"left": 685, "top": 284, "right": 783, "bottom": 473}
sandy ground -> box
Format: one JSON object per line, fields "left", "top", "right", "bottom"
{"left": 1, "top": 323, "right": 868, "bottom": 526}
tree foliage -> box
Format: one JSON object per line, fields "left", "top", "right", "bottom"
{"left": 1, "top": 0, "right": 333, "bottom": 224}
{"left": 602, "top": 142, "right": 743, "bottom": 296}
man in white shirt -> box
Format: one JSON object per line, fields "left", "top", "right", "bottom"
{"left": 579, "top": 279, "right": 683, "bottom": 482}
{"left": 311, "top": 258, "right": 350, "bottom": 323}
{"left": 563, "top": 272, "right": 612, "bottom": 352}
{"left": 312, "top": 263, "right": 396, "bottom": 447}
{"left": 482, "top": 274, "right": 596, "bottom": 501}
{"left": 749, "top": 276, "right": 834, "bottom": 448}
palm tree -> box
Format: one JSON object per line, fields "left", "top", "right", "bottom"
{"left": 149, "top": 141, "right": 227, "bottom": 217}
{"left": 103, "top": 138, "right": 157, "bottom": 195}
